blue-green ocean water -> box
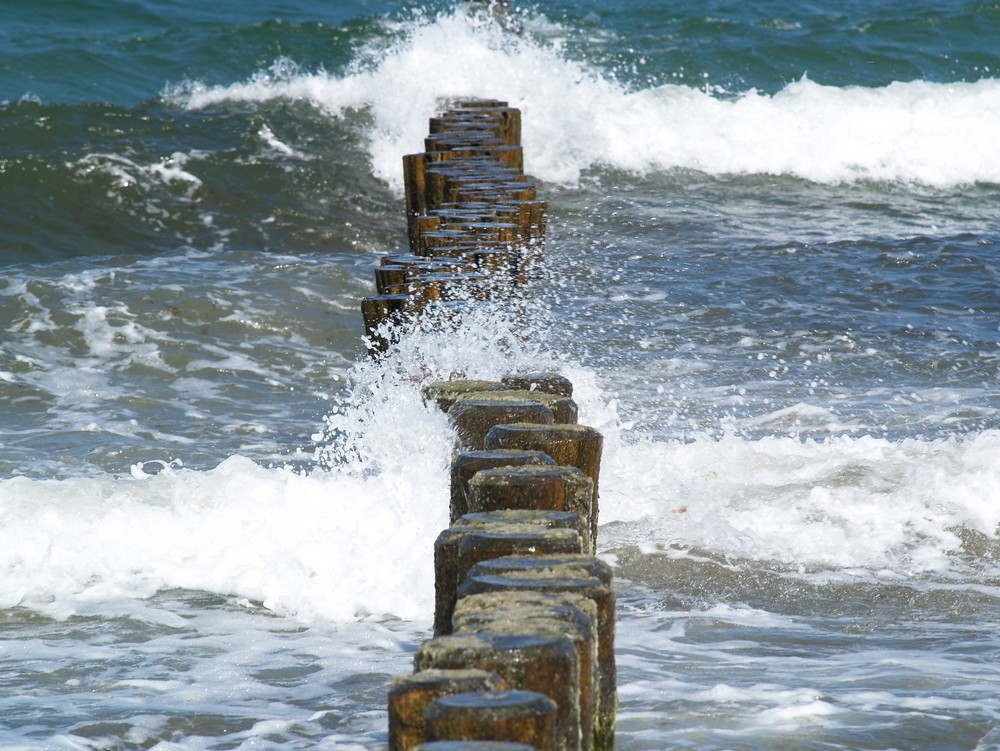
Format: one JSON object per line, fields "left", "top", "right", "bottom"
{"left": 2, "top": 1, "right": 1000, "bottom": 749}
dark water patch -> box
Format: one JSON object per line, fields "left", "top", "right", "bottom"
{"left": 0, "top": 248, "right": 367, "bottom": 477}
{"left": 611, "top": 542, "right": 1000, "bottom": 750}
{"left": 0, "top": 0, "right": 398, "bottom": 106}
{"left": 613, "top": 544, "right": 1000, "bottom": 625}
{"left": 0, "top": 96, "right": 403, "bottom": 268}
{"left": 542, "top": 0, "right": 1000, "bottom": 92}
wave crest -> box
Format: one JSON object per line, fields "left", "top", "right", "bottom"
{"left": 166, "top": 7, "right": 1000, "bottom": 188}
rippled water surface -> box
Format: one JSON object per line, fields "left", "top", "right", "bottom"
{"left": 2, "top": 1, "right": 999, "bottom": 749}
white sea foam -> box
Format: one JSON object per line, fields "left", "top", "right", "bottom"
{"left": 3, "top": 277, "right": 998, "bottom": 620}
{"left": 0, "top": 305, "right": 485, "bottom": 620}
{"left": 167, "top": 6, "right": 1000, "bottom": 188}
{"left": 254, "top": 123, "right": 307, "bottom": 159}
{"left": 4, "top": 257, "right": 997, "bottom": 622}
{"left": 600, "top": 428, "right": 1000, "bottom": 575}
{"left": 5, "top": 306, "right": 999, "bottom": 623}
{"left": 0, "top": 303, "right": 567, "bottom": 622}
{"left": 0, "top": 592, "right": 411, "bottom": 749}
{"left": 70, "top": 151, "right": 205, "bottom": 200}
{"left": 0, "top": 452, "right": 449, "bottom": 621}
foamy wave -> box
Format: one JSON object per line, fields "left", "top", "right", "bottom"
{"left": 5, "top": 303, "right": 998, "bottom": 620}
{"left": 0, "top": 307, "right": 491, "bottom": 621}
{"left": 625, "top": 76, "right": 1000, "bottom": 187}
{"left": 0, "top": 453, "right": 449, "bottom": 622}
{"left": 601, "top": 429, "right": 1000, "bottom": 574}
{"left": 0, "top": 303, "right": 590, "bottom": 623}
{"left": 313, "top": 301, "right": 577, "bottom": 474}
{"left": 167, "top": 7, "right": 1000, "bottom": 188}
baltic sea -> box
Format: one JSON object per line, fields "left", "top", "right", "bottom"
{"left": 2, "top": 1, "right": 999, "bottom": 748}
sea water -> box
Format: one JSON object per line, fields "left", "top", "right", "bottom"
{"left": 1, "top": 1, "right": 999, "bottom": 748}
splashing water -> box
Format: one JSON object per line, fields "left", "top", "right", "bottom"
{"left": 167, "top": 5, "right": 1000, "bottom": 188}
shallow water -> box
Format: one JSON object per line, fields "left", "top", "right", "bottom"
{"left": 2, "top": 1, "right": 1000, "bottom": 749}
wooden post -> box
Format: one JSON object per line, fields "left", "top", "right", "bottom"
{"left": 501, "top": 373, "right": 574, "bottom": 398}
{"left": 390, "top": 669, "right": 507, "bottom": 751}
{"left": 458, "top": 567, "right": 616, "bottom": 751}
{"left": 415, "top": 634, "right": 581, "bottom": 751}
{"left": 450, "top": 449, "right": 557, "bottom": 523}
{"left": 361, "top": 293, "right": 411, "bottom": 355}
{"left": 403, "top": 153, "right": 428, "bottom": 250}
{"left": 423, "top": 379, "right": 509, "bottom": 413}
{"left": 467, "top": 465, "right": 593, "bottom": 553}
{"left": 434, "top": 524, "right": 582, "bottom": 637}
{"left": 448, "top": 400, "right": 554, "bottom": 451}
{"left": 451, "top": 390, "right": 578, "bottom": 425}
{"left": 381, "top": 101, "right": 613, "bottom": 751}
{"left": 468, "top": 554, "right": 613, "bottom": 587}
{"left": 483, "top": 424, "right": 603, "bottom": 547}
{"left": 415, "top": 742, "right": 538, "bottom": 751}
{"left": 453, "top": 594, "right": 597, "bottom": 751}
{"left": 414, "top": 742, "right": 538, "bottom": 751}
{"left": 456, "top": 511, "right": 590, "bottom": 563}
{"left": 424, "top": 691, "right": 557, "bottom": 750}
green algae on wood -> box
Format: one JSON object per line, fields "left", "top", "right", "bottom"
{"left": 450, "top": 450, "right": 557, "bottom": 523}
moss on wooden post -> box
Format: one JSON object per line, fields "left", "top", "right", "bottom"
{"left": 450, "top": 450, "right": 557, "bottom": 523}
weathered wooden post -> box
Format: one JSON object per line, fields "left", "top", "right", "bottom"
{"left": 467, "top": 465, "right": 593, "bottom": 552}
{"left": 483, "top": 424, "right": 603, "bottom": 548}
{"left": 450, "top": 450, "right": 557, "bottom": 522}
{"left": 434, "top": 523, "right": 582, "bottom": 637}
{"left": 361, "top": 293, "right": 411, "bottom": 355}
{"left": 390, "top": 669, "right": 508, "bottom": 751}
{"left": 424, "top": 691, "right": 557, "bottom": 750}
{"left": 453, "top": 593, "right": 598, "bottom": 751}
{"left": 452, "top": 391, "right": 578, "bottom": 425}
{"left": 380, "top": 100, "right": 613, "bottom": 751}
{"left": 414, "top": 742, "right": 538, "bottom": 751}
{"left": 423, "top": 379, "right": 511, "bottom": 412}
{"left": 415, "top": 633, "right": 581, "bottom": 751}
{"left": 459, "top": 560, "right": 616, "bottom": 751}
{"left": 448, "top": 400, "right": 555, "bottom": 451}
{"left": 501, "top": 372, "right": 573, "bottom": 397}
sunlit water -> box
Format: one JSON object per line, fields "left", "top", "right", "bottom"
{"left": 2, "top": 1, "right": 1000, "bottom": 749}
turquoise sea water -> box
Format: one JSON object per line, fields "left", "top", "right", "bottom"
{"left": 2, "top": 1, "right": 1000, "bottom": 749}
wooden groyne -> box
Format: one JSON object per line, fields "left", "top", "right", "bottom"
{"left": 361, "top": 100, "right": 616, "bottom": 751}
{"left": 361, "top": 99, "right": 543, "bottom": 352}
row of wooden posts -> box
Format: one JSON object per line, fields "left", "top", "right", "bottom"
{"left": 360, "top": 98, "right": 545, "bottom": 355}
{"left": 360, "top": 100, "right": 616, "bottom": 751}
